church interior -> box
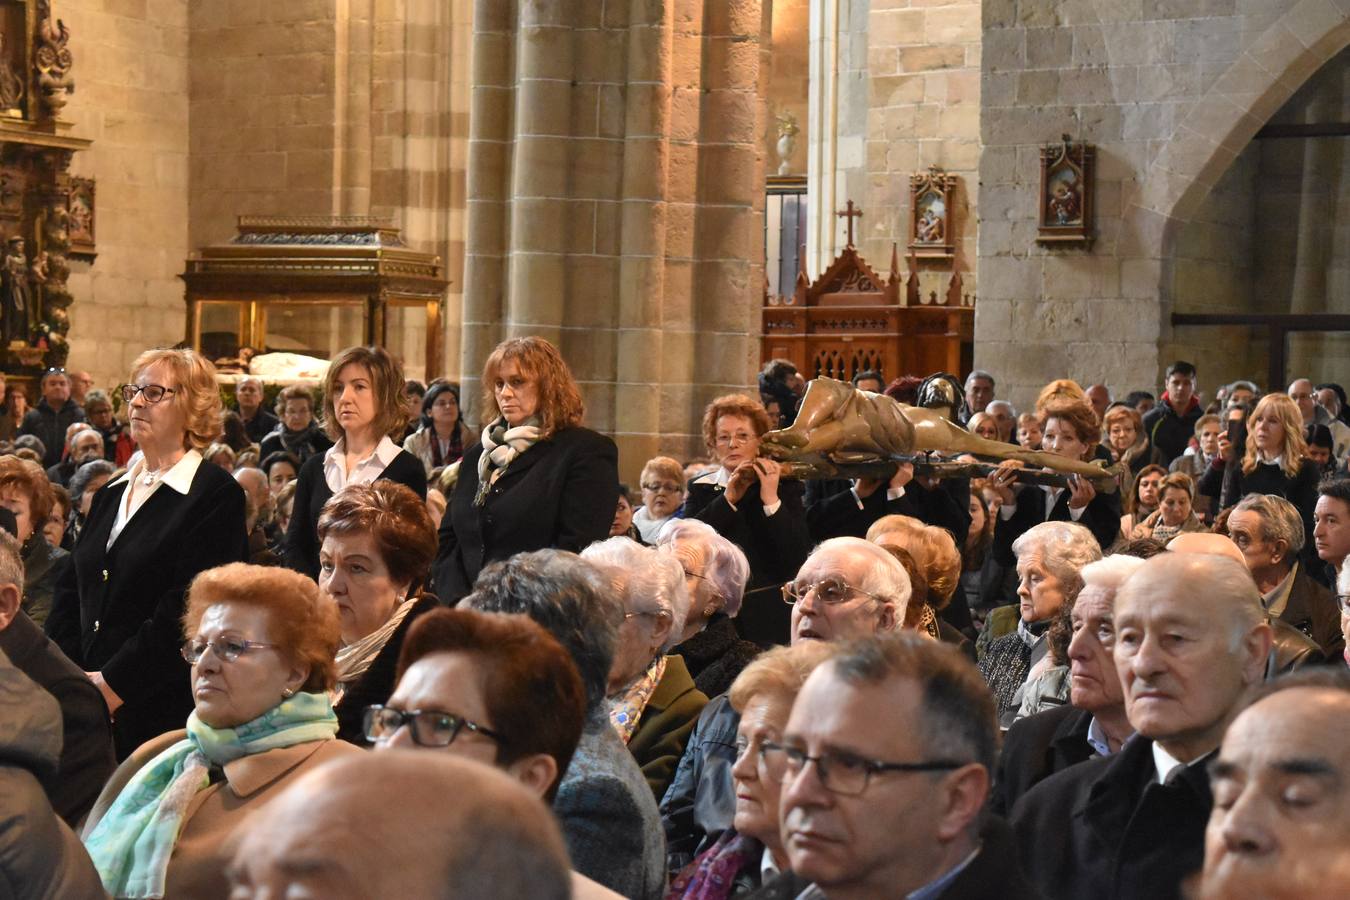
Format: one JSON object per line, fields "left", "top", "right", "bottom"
{"left": 2, "top": 0, "right": 1346, "bottom": 475}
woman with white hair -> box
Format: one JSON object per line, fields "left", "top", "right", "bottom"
{"left": 658, "top": 519, "right": 760, "bottom": 698}
{"left": 978, "top": 520, "right": 1102, "bottom": 728}
{"left": 582, "top": 537, "right": 710, "bottom": 799}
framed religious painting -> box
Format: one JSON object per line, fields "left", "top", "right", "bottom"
{"left": 1037, "top": 137, "right": 1094, "bottom": 246}
{"left": 67, "top": 176, "right": 95, "bottom": 258}
{"left": 908, "top": 166, "right": 955, "bottom": 260}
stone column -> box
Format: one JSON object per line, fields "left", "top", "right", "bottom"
{"left": 461, "top": 0, "right": 771, "bottom": 476}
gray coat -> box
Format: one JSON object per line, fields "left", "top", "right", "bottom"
{"left": 555, "top": 712, "right": 667, "bottom": 900}
{"left": 0, "top": 648, "right": 107, "bottom": 900}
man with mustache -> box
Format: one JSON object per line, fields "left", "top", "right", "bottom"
{"left": 1011, "top": 552, "right": 1272, "bottom": 899}
{"left": 750, "top": 634, "right": 1038, "bottom": 899}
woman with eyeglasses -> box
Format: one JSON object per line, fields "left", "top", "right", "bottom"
{"left": 685, "top": 394, "right": 812, "bottom": 647}
{"left": 316, "top": 480, "right": 440, "bottom": 745}
{"left": 432, "top": 336, "right": 618, "bottom": 603}
{"left": 634, "top": 456, "right": 687, "bottom": 542}
{"left": 582, "top": 537, "right": 709, "bottom": 800}
{"left": 402, "top": 380, "right": 468, "bottom": 475}
{"left": 657, "top": 518, "right": 759, "bottom": 698}
{"left": 666, "top": 641, "right": 837, "bottom": 899}
{"left": 81, "top": 563, "right": 360, "bottom": 899}
{"left": 45, "top": 348, "right": 249, "bottom": 759}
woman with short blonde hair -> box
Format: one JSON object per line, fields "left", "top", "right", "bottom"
{"left": 284, "top": 345, "right": 427, "bottom": 579}
{"left": 45, "top": 347, "right": 250, "bottom": 759}
{"left": 433, "top": 335, "right": 618, "bottom": 602}
{"left": 634, "top": 455, "right": 686, "bottom": 543}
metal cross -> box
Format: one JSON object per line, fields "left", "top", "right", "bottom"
{"left": 836, "top": 200, "right": 863, "bottom": 247}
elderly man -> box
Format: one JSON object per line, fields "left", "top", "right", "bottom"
{"left": 961, "top": 370, "right": 995, "bottom": 425}
{"left": 67, "top": 370, "right": 93, "bottom": 407}
{"left": 992, "top": 554, "right": 1143, "bottom": 815}
{"left": 1292, "top": 377, "right": 1350, "bottom": 462}
{"left": 234, "top": 467, "right": 277, "bottom": 565}
{"left": 462, "top": 549, "right": 666, "bottom": 900}
{"left": 750, "top": 634, "right": 1038, "bottom": 899}
{"left": 233, "top": 376, "right": 278, "bottom": 444}
{"left": 227, "top": 752, "right": 572, "bottom": 900}
{"left": 986, "top": 400, "right": 1018, "bottom": 443}
{"left": 1012, "top": 552, "right": 1273, "bottom": 899}
{"left": 1199, "top": 670, "right": 1350, "bottom": 899}
{"left": 0, "top": 529, "right": 112, "bottom": 826}
{"left": 661, "top": 537, "right": 911, "bottom": 873}
{"left": 1228, "top": 494, "right": 1343, "bottom": 658}
{"left": 19, "top": 368, "right": 84, "bottom": 468}
{"left": 45, "top": 425, "right": 102, "bottom": 488}
{"left": 1085, "top": 384, "right": 1111, "bottom": 423}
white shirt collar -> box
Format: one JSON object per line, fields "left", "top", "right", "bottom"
{"left": 323, "top": 435, "right": 401, "bottom": 492}
{"left": 695, "top": 467, "right": 732, "bottom": 488}
{"left": 760, "top": 847, "right": 780, "bottom": 884}
{"left": 1151, "top": 740, "right": 1187, "bottom": 784}
{"left": 111, "top": 449, "right": 203, "bottom": 496}
{"left": 1086, "top": 716, "right": 1114, "bottom": 758}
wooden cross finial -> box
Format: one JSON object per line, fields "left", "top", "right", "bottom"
{"left": 836, "top": 200, "right": 863, "bottom": 248}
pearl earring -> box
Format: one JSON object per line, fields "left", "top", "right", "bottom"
{"left": 282, "top": 687, "right": 294, "bottom": 699}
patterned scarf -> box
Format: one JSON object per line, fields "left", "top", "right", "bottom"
{"left": 667, "top": 830, "right": 759, "bottom": 900}
{"left": 85, "top": 692, "right": 338, "bottom": 899}
{"left": 474, "top": 416, "right": 542, "bottom": 506}
{"left": 609, "top": 655, "right": 666, "bottom": 744}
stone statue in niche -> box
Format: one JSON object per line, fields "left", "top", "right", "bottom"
{"left": 2, "top": 236, "right": 30, "bottom": 345}
{"left": 0, "top": 32, "right": 23, "bottom": 116}
{"left": 35, "top": 0, "right": 73, "bottom": 115}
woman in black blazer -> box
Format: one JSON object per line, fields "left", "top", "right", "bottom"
{"left": 433, "top": 336, "right": 618, "bottom": 602}
{"left": 684, "top": 394, "right": 812, "bottom": 646}
{"left": 44, "top": 348, "right": 249, "bottom": 759}
{"left": 284, "top": 346, "right": 427, "bottom": 579}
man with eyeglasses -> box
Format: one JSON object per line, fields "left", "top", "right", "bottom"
{"left": 19, "top": 367, "right": 84, "bottom": 468}
{"left": 748, "top": 633, "right": 1037, "bottom": 899}
{"left": 1011, "top": 552, "right": 1273, "bottom": 900}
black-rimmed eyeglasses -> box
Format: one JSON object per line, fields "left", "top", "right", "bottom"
{"left": 362, "top": 704, "right": 504, "bottom": 748}
{"left": 758, "top": 741, "right": 965, "bottom": 796}
{"left": 121, "top": 383, "right": 177, "bottom": 404}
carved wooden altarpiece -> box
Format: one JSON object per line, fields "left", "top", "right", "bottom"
{"left": 763, "top": 201, "right": 973, "bottom": 385}
{"left": 0, "top": 0, "right": 88, "bottom": 375}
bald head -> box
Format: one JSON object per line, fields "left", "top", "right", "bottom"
{"left": 227, "top": 752, "right": 570, "bottom": 900}
{"left": 1168, "top": 532, "right": 1248, "bottom": 569}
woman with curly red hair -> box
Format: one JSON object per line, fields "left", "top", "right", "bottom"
{"left": 684, "top": 393, "right": 811, "bottom": 645}
{"left": 432, "top": 336, "right": 618, "bottom": 602}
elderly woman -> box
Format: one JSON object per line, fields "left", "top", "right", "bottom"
{"left": 635, "top": 456, "right": 687, "bottom": 543}
{"left": 45, "top": 348, "right": 249, "bottom": 758}
{"left": 65, "top": 459, "right": 115, "bottom": 545}
{"left": 403, "top": 380, "right": 467, "bottom": 474}
{"left": 83, "top": 389, "right": 135, "bottom": 466}
{"left": 433, "top": 336, "right": 618, "bottom": 602}
{"left": 666, "top": 642, "right": 837, "bottom": 899}
{"left": 258, "top": 384, "right": 332, "bottom": 462}
{"left": 989, "top": 400, "right": 1121, "bottom": 564}
{"left": 977, "top": 520, "right": 1102, "bottom": 728}
{"left": 1102, "top": 404, "right": 1165, "bottom": 481}
{"left": 316, "top": 480, "right": 439, "bottom": 745}
{"left": 1130, "top": 472, "right": 1203, "bottom": 543}
{"left": 1119, "top": 463, "right": 1166, "bottom": 539}
{"left": 686, "top": 394, "right": 812, "bottom": 646}
{"left": 82, "top": 563, "right": 360, "bottom": 898}
{"left": 866, "top": 514, "right": 973, "bottom": 653}
{"left": 583, "top": 537, "right": 709, "bottom": 800}
{"left": 0, "top": 456, "right": 67, "bottom": 628}
{"left": 284, "top": 346, "right": 427, "bottom": 579}
{"left": 658, "top": 519, "right": 758, "bottom": 697}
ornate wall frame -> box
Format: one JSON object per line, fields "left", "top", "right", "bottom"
{"left": 1037, "top": 136, "right": 1094, "bottom": 247}
{"left": 908, "top": 166, "right": 955, "bottom": 260}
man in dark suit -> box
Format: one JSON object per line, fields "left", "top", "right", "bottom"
{"left": 752, "top": 634, "right": 1039, "bottom": 900}
{"left": 0, "top": 528, "right": 114, "bottom": 826}
{"left": 233, "top": 376, "right": 279, "bottom": 444}
{"left": 1011, "top": 552, "right": 1273, "bottom": 900}
{"left": 992, "top": 554, "right": 1144, "bottom": 815}
{"left": 1228, "top": 493, "right": 1344, "bottom": 659}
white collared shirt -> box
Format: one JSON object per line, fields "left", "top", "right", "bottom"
{"left": 1151, "top": 740, "right": 1187, "bottom": 784}
{"left": 106, "top": 450, "right": 204, "bottom": 549}
{"left": 322, "top": 435, "right": 401, "bottom": 493}
{"left": 760, "top": 847, "right": 781, "bottom": 885}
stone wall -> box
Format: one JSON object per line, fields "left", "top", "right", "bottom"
{"left": 462, "top": 0, "right": 772, "bottom": 478}
{"left": 977, "top": 0, "right": 1350, "bottom": 412}
{"left": 62, "top": 0, "right": 190, "bottom": 390}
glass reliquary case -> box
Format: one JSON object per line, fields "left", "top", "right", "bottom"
{"left": 181, "top": 216, "right": 448, "bottom": 384}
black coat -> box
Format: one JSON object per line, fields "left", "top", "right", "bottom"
{"left": 334, "top": 594, "right": 439, "bottom": 745}
{"left": 685, "top": 478, "right": 812, "bottom": 647}
{"left": 44, "top": 460, "right": 248, "bottom": 759}
{"left": 993, "top": 483, "right": 1121, "bottom": 566}
{"left": 20, "top": 398, "right": 86, "bottom": 467}
{"left": 670, "top": 615, "right": 761, "bottom": 701}
{"left": 432, "top": 427, "right": 618, "bottom": 603}
{"left": 1142, "top": 398, "right": 1202, "bottom": 466}
{"left": 991, "top": 704, "right": 1098, "bottom": 817}
{"left": 283, "top": 449, "right": 427, "bottom": 580}
{"left": 239, "top": 408, "right": 279, "bottom": 444}
{"left": 0, "top": 611, "right": 115, "bottom": 826}
{"left": 805, "top": 476, "right": 972, "bottom": 547}
{"left": 1011, "top": 735, "right": 1212, "bottom": 900}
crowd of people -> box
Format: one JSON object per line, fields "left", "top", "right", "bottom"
{"left": 3, "top": 345, "right": 1350, "bottom": 900}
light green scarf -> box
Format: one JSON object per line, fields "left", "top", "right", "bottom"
{"left": 85, "top": 692, "right": 338, "bottom": 899}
